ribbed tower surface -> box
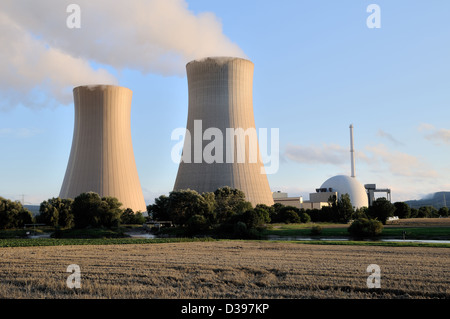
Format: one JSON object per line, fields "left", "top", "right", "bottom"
{"left": 59, "top": 85, "right": 147, "bottom": 212}
{"left": 173, "top": 57, "right": 274, "bottom": 206}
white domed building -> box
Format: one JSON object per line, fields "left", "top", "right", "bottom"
{"left": 320, "top": 175, "right": 368, "bottom": 209}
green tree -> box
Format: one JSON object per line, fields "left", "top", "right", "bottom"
{"left": 417, "top": 206, "right": 438, "bottom": 218}
{"left": 186, "top": 214, "right": 209, "bottom": 234}
{"left": 167, "top": 189, "right": 210, "bottom": 226}
{"left": 319, "top": 206, "right": 334, "bottom": 222}
{"left": 299, "top": 210, "right": 311, "bottom": 223}
{"left": 254, "top": 205, "right": 271, "bottom": 224}
{"left": 255, "top": 204, "right": 273, "bottom": 223}
{"left": 213, "top": 187, "right": 251, "bottom": 223}
{"left": 367, "top": 197, "right": 395, "bottom": 224}
{"left": 147, "top": 195, "right": 170, "bottom": 221}
{"left": 239, "top": 209, "right": 265, "bottom": 229}
{"left": 121, "top": 208, "right": 134, "bottom": 224}
{"left": 0, "top": 197, "right": 33, "bottom": 229}
{"left": 201, "top": 192, "right": 217, "bottom": 225}
{"left": 72, "top": 192, "right": 123, "bottom": 229}
{"left": 331, "top": 194, "right": 354, "bottom": 223}
{"left": 72, "top": 192, "right": 102, "bottom": 228}
{"left": 121, "top": 208, "right": 145, "bottom": 224}
{"left": 278, "top": 207, "right": 300, "bottom": 223}
{"left": 393, "top": 202, "right": 411, "bottom": 219}
{"left": 352, "top": 206, "right": 369, "bottom": 220}
{"left": 270, "top": 203, "right": 284, "bottom": 222}
{"left": 58, "top": 198, "right": 74, "bottom": 228}
{"left": 439, "top": 207, "right": 449, "bottom": 217}
{"left": 37, "top": 197, "right": 74, "bottom": 228}
{"left": 99, "top": 196, "right": 123, "bottom": 228}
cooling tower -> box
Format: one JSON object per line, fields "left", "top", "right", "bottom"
{"left": 173, "top": 57, "right": 274, "bottom": 206}
{"left": 59, "top": 85, "right": 147, "bottom": 212}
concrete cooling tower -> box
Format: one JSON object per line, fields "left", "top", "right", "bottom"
{"left": 59, "top": 85, "right": 147, "bottom": 212}
{"left": 173, "top": 57, "right": 274, "bottom": 206}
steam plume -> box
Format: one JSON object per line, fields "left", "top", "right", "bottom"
{"left": 1, "top": 0, "right": 246, "bottom": 109}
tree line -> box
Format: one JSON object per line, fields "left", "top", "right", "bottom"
{"left": 147, "top": 188, "right": 450, "bottom": 238}
{"left": 1, "top": 189, "right": 449, "bottom": 237}
{"left": 0, "top": 193, "right": 145, "bottom": 231}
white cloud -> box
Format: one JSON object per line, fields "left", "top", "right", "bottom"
{"left": 418, "top": 123, "right": 450, "bottom": 145}
{"left": 418, "top": 123, "right": 435, "bottom": 132}
{"left": 284, "top": 143, "right": 348, "bottom": 165}
{"left": 364, "top": 144, "right": 438, "bottom": 178}
{"left": 377, "top": 129, "right": 404, "bottom": 146}
{"left": 285, "top": 140, "right": 438, "bottom": 180}
{"left": 0, "top": 127, "right": 44, "bottom": 138}
{"left": 426, "top": 130, "right": 450, "bottom": 145}
{"left": 0, "top": 10, "right": 117, "bottom": 110}
{"left": 1, "top": 0, "right": 246, "bottom": 109}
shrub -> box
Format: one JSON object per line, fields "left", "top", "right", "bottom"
{"left": 239, "top": 209, "right": 266, "bottom": 229}
{"left": 121, "top": 209, "right": 146, "bottom": 225}
{"left": 283, "top": 210, "right": 300, "bottom": 224}
{"left": 233, "top": 221, "right": 248, "bottom": 238}
{"left": 186, "top": 214, "right": 209, "bottom": 234}
{"left": 347, "top": 218, "right": 383, "bottom": 238}
{"left": 299, "top": 212, "right": 311, "bottom": 223}
{"left": 310, "top": 225, "right": 322, "bottom": 236}
{"left": 277, "top": 207, "right": 301, "bottom": 224}
{"left": 147, "top": 195, "right": 170, "bottom": 221}
{"left": 72, "top": 192, "right": 123, "bottom": 229}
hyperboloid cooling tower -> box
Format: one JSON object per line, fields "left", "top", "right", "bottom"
{"left": 59, "top": 85, "right": 147, "bottom": 212}
{"left": 173, "top": 57, "right": 274, "bottom": 206}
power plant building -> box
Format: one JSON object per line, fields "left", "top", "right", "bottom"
{"left": 273, "top": 124, "right": 372, "bottom": 210}
{"left": 173, "top": 57, "right": 274, "bottom": 206}
{"left": 59, "top": 85, "right": 147, "bottom": 212}
{"left": 272, "top": 191, "right": 334, "bottom": 210}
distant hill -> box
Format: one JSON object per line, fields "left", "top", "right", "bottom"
{"left": 404, "top": 191, "right": 450, "bottom": 210}
{"left": 24, "top": 205, "right": 40, "bottom": 216}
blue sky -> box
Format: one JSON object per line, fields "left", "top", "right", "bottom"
{"left": 1, "top": 0, "right": 449, "bottom": 205}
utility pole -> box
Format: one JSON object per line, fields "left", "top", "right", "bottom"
{"left": 444, "top": 193, "right": 447, "bottom": 208}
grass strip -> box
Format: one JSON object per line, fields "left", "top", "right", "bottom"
{"left": 266, "top": 239, "right": 450, "bottom": 248}
{"left": 0, "top": 237, "right": 217, "bottom": 248}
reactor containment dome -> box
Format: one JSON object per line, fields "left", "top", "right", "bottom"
{"left": 320, "top": 175, "right": 368, "bottom": 209}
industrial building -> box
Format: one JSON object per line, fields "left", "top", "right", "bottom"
{"left": 273, "top": 125, "right": 389, "bottom": 210}
{"left": 59, "top": 85, "right": 147, "bottom": 212}
{"left": 173, "top": 57, "right": 274, "bottom": 206}
{"left": 272, "top": 191, "right": 334, "bottom": 210}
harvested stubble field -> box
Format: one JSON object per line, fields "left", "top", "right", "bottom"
{"left": 0, "top": 241, "right": 448, "bottom": 299}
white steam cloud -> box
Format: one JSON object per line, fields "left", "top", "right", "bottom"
{"left": 1, "top": 0, "right": 246, "bottom": 109}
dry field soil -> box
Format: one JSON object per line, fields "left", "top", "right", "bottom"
{"left": 0, "top": 241, "right": 448, "bottom": 299}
